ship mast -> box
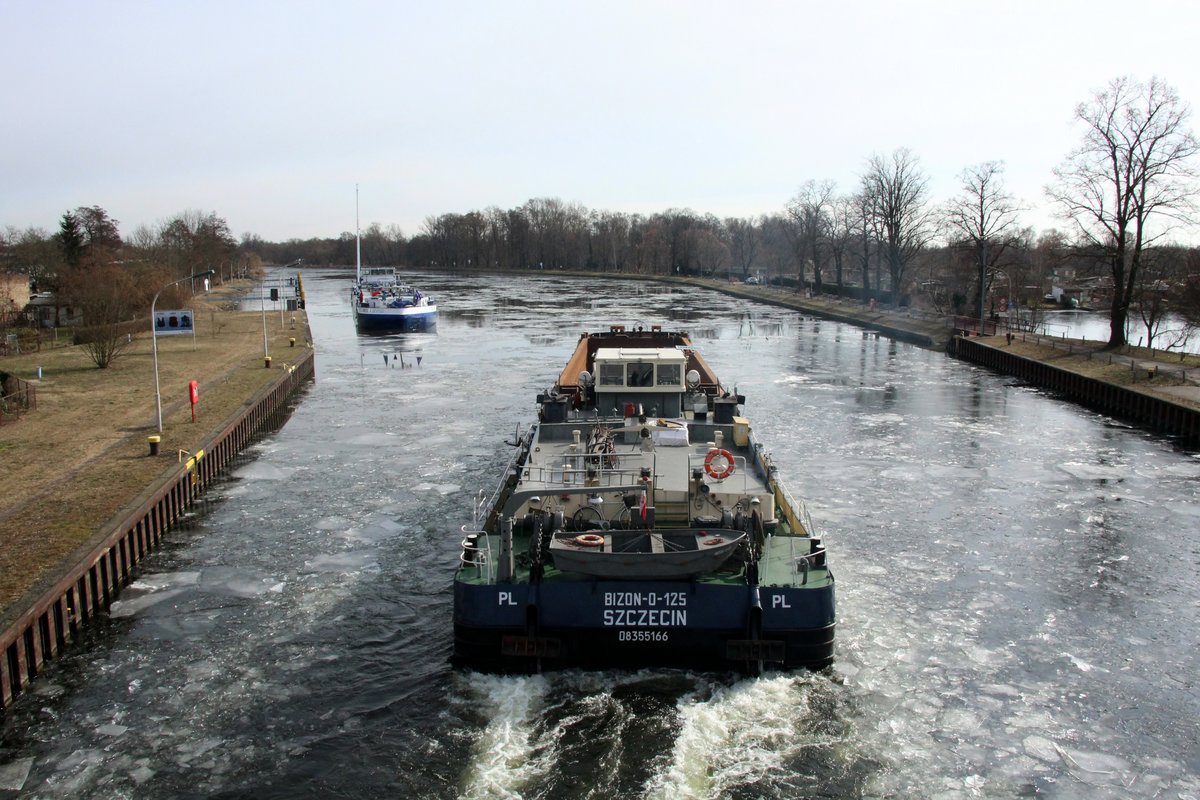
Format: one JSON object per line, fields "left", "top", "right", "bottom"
{"left": 355, "top": 183, "right": 361, "bottom": 284}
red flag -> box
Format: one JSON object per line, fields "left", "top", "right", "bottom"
{"left": 639, "top": 490, "right": 647, "bottom": 521}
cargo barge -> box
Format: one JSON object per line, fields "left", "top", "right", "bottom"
{"left": 453, "top": 325, "right": 834, "bottom": 673}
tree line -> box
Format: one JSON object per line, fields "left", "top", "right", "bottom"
{"left": 249, "top": 77, "right": 1199, "bottom": 350}
{"left": 2, "top": 75, "right": 1198, "bottom": 358}
{"left": 1, "top": 207, "right": 262, "bottom": 366}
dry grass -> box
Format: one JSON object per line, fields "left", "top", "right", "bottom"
{"left": 0, "top": 282, "right": 311, "bottom": 613}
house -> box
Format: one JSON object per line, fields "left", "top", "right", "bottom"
{"left": 26, "top": 292, "right": 83, "bottom": 328}
{"left": 0, "top": 272, "right": 30, "bottom": 327}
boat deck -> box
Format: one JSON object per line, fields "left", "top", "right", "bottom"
{"left": 458, "top": 416, "right": 831, "bottom": 591}
{"left": 520, "top": 417, "right": 772, "bottom": 510}
{"left": 456, "top": 533, "right": 832, "bottom": 589}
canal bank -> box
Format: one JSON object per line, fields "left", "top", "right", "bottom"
{"left": 0, "top": 281, "right": 315, "bottom": 712}
{"left": 951, "top": 333, "right": 1200, "bottom": 447}
{"left": 676, "top": 275, "right": 1200, "bottom": 445}
{"left": 675, "top": 277, "right": 952, "bottom": 348}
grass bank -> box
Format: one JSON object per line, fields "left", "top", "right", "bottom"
{"left": 0, "top": 281, "right": 311, "bottom": 615}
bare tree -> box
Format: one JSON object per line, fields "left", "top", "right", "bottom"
{"left": 1129, "top": 245, "right": 1200, "bottom": 351}
{"left": 861, "top": 149, "right": 935, "bottom": 304}
{"left": 787, "top": 180, "right": 835, "bottom": 293}
{"left": 1047, "top": 76, "right": 1199, "bottom": 348}
{"left": 687, "top": 229, "right": 732, "bottom": 278}
{"left": 725, "top": 216, "right": 759, "bottom": 280}
{"left": 1171, "top": 248, "right": 1200, "bottom": 345}
{"left": 1131, "top": 249, "right": 1175, "bottom": 348}
{"left": 65, "top": 264, "right": 139, "bottom": 368}
{"left": 826, "top": 196, "right": 855, "bottom": 292}
{"left": 756, "top": 214, "right": 798, "bottom": 284}
{"left": 944, "top": 161, "right": 1022, "bottom": 325}
{"left": 850, "top": 191, "right": 877, "bottom": 300}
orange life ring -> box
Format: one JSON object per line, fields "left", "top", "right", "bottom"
{"left": 702, "top": 537, "right": 725, "bottom": 546}
{"left": 573, "top": 533, "right": 604, "bottom": 547}
{"left": 704, "top": 448, "right": 735, "bottom": 480}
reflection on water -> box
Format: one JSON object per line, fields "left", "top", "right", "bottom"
{"left": 0, "top": 269, "right": 1197, "bottom": 798}
{"left": 1040, "top": 309, "right": 1200, "bottom": 352}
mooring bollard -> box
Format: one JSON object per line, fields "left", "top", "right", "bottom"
{"left": 148, "top": 435, "right": 160, "bottom": 456}
{"left": 289, "top": 337, "right": 295, "bottom": 347}
{"left": 265, "top": 356, "right": 272, "bottom": 368}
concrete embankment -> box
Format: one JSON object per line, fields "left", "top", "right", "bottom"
{"left": 0, "top": 349, "right": 313, "bottom": 711}
{"left": 684, "top": 277, "right": 1200, "bottom": 445}
{"left": 684, "top": 280, "right": 952, "bottom": 349}
{"left": 951, "top": 335, "right": 1200, "bottom": 447}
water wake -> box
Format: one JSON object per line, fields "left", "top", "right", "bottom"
{"left": 457, "top": 671, "right": 852, "bottom": 800}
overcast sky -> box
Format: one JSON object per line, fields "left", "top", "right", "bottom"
{"left": 4, "top": 1, "right": 1199, "bottom": 244}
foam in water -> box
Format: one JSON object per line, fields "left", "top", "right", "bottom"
{"left": 644, "top": 674, "right": 835, "bottom": 799}
{"left": 458, "top": 674, "right": 552, "bottom": 799}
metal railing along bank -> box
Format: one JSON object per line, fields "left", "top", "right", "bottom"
{"left": 0, "top": 350, "right": 315, "bottom": 712}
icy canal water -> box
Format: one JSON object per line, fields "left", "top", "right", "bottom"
{"left": 2, "top": 269, "right": 1199, "bottom": 799}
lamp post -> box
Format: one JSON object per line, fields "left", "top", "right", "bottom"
{"left": 978, "top": 238, "right": 988, "bottom": 336}
{"left": 261, "top": 276, "right": 269, "bottom": 360}
{"left": 152, "top": 270, "right": 214, "bottom": 433}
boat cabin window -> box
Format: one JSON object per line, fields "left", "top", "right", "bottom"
{"left": 593, "top": 347, "right": 687, "bottom": 392}
{"left": 599, "top": 363, "right": 624, "bottom": 386}
{"left": 627, "top": 362, "right": 654, "bottom": 387}
{"left": 657, "top": 363, "right": 681, "bottom": 386}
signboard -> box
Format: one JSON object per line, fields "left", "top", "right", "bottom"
{"left": 154, "top": 309, "right": 194, "bottom": 336}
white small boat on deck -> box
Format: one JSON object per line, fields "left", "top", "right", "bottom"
{"left": 548, "top": 528, "right": 747, "bottom": 579}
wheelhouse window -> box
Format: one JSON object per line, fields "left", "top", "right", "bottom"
{"left": 598, "top": 363, "right": 625, "bottom": 386}
{"left": 657, "top": 364, "right": 681, "bottom": 387}
{"left": 626, "top": 362, "right": 654, "bottom": 387}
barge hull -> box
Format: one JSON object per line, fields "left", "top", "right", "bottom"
{"left": 453, "top": 579, "right": 835, "bottom": 672}
{"left": 353, "top": 310, "right": 437, "bottom": 333}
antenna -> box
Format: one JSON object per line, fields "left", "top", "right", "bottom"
{"left": 355, "top": 184, "right": 361, "bottom": 283}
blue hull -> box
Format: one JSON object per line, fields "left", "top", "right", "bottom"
{"left": 354, "top": 309, "right": 437, "bottom": 333}
{"left": 453, "top": 578, "right": 835, "bottom": 673}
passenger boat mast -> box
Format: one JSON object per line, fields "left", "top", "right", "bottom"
{"left": 355, "top": 183, "right": 361, "bottom": 285}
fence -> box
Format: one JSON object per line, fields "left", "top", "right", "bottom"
{"left": 0, "top": 372, "right": 36, "bottom": 426}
